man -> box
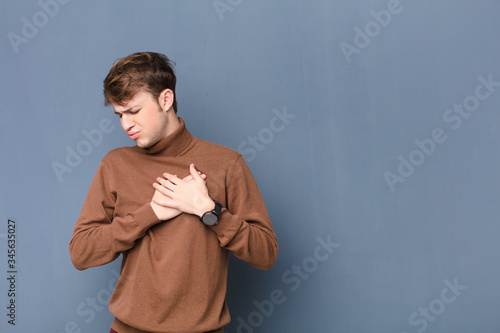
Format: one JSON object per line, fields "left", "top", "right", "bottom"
{"left": 69, "top": 52, "right": 278, "bottom": 333}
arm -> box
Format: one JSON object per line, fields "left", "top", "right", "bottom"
{"left": 153, "top": 158, "right": 278, "bottom": 270}
{"left": 69, "top": 161, "right": 206, "bottom": 270}
{"left": 69, "top": 160, "right": 161, "bottom": 270}
{"left": 210, "top": 156, "right": 278, "bottom": 270}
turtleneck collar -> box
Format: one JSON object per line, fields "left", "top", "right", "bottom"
{"left": 139, "top": 117, "right": 194, "bottom": 156}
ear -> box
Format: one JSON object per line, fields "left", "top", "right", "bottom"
{"left": 158, "top": 89, "right": 174, "bottom": 112}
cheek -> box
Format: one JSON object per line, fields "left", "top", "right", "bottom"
{"left": 144, "top": 115, "right": 161, "bottom": 131}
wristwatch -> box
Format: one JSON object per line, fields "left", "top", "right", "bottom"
{"left": 200, "top": 200, "right": 222, "bottom": 226}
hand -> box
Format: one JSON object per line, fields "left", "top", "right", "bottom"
{"left": 150, "top": 170, "right": 207, "bottom": 221}
{"left": 152, "top": 164, "right": 214, "bottom": 218}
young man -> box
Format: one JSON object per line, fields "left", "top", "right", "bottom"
{"left": 69, "top": 52, "right": 278, "bottom": 333}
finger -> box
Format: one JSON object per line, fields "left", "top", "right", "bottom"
{"left": 158, "top": 175, "right": 179, "bottom": 190}
{"left": 184, "top": 172, "right": 206, "bottom": 181}
{"left": 190, "top": 164, "right": 203, "bottom": 181}
{"left": 162, "top": 172, "right": 181, "bottom": 185}
{"left": 152, "top": 197, "right": 177, "bottom": 208}
{"left": 182, "top": 175, "right": 194, "bottom": 182}
{"left": 154, "top": 181, "right": 175, "bottom": 194}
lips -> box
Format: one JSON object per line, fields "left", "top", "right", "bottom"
{"left": 128, "top": 131, "right": 140, "bottom": 140}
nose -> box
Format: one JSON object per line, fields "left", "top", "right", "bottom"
{"left": 121, "top": 114, "right": 134, "bottom": 132}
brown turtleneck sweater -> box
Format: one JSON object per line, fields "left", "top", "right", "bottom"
{"left": 69, "top": 118, "right": 278, "bottom": 333}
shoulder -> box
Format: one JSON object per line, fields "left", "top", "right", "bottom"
{"left": 192, "top": 138, "right": 242, "bottom": 161}
{"left": 100, "top": 145, "right": 139, "bottom": 164}
{"left": 190, "top": 138, "right": 254, "bottom": 177}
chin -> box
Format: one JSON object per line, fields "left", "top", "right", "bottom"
{"left": 136, "top": 137, "right": 158, "bottom": 148}
{"left": 134, "top": 139, "right": 147, "bottom": 148}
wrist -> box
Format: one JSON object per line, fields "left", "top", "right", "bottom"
{"left": 149, "top": 201, "right": 160, "bottom": 219}
{"left": 199, "top": 200, "right": 223, "bottom": 226}
{"left": 196, "top": 198, "right": 215, "bottom": 218}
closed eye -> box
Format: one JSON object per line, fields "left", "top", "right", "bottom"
{"left": 115, "top": 109, "right": 140, "bottom": 118}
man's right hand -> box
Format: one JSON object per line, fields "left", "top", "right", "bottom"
{"left": 150, "top": 172, "right": 206, "bottom": 221}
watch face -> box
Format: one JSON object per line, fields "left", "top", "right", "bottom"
{"left": 203, "top": 212, "right": 218, "bottom": 226}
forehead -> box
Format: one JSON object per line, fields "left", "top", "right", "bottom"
{"left": 112, "top": 90, "right": 155, "bottom": 113}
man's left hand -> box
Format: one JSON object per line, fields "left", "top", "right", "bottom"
{"left": 152, "top": 164, "right": 215, "bottom": 218}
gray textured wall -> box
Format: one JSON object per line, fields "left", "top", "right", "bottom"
{"left": 1, "top": 1, "right": 500, "bottom": 332}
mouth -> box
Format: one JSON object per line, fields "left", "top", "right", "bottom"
{"left": 128, "top": 131, "right": 140, "bottom": 140}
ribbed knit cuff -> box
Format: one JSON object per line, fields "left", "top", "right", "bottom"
{"left": 209, "top": 208, "right": 242, "bottom": 246}
{"left": 130, "top": 203, "right": 161, "bottom": 233}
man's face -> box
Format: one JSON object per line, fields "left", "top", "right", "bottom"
{"left": 113, "top": 89, "right": 169, "bottom": 148}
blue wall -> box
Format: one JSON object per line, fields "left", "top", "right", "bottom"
{"left": 1, "top": 1, "right": 500, "bottom": 332}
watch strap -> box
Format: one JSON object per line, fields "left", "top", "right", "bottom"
{"left": 200, "top": 200, "right": 223, "bottom": 226}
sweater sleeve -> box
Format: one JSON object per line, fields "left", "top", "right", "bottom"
{"left": 210, "top": 155, "right": 278, "bottom": 270}
{"left": 69, "top": 160, "right": 160, "bottom": 270}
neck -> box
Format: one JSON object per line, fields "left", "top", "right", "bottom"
{"left": 164, "top": 111, "right": 181, "bottom": 138}
{"left": 142, "top": 117, "right": 192, "bottom": 155}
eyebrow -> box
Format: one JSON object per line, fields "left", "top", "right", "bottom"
{"left": 114, "top": 105, "right": 139, "bottom": 115}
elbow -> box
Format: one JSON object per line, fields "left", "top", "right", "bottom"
{"left": 72, "top": 260, "right": 87, "bottom": 271}
{"left": 70, "top": 253, "right": 88, "bottom": 271}
{"left": 253, "top": 242, "right": 279, "bottom": 271}
{"left": 68, "top": 241, "right": 89, "bottom": 271}
{"left": 256, "top": 260, "right": 275, "bottom": 271}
